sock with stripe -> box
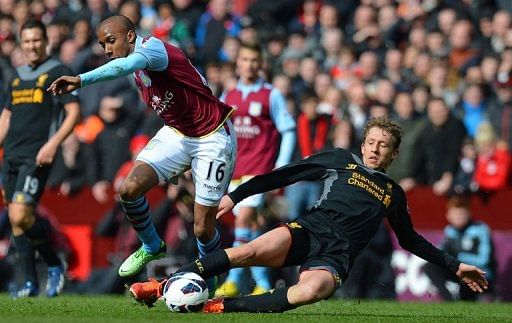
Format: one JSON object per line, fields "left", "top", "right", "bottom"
{"left": 225, "top": 227, "right": 251, "bottom": 286}
{"left": 197, "top": 227, "right": 221, "bottom": 258}
{"left": 120, "top": 196, "right": 161, "bottom": 254}
{"left": 249, "top": 229, "right": 271, "bottom": 290}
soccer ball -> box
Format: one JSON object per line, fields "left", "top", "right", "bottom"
{"left": 163, "top": 272, "right": 209, "bottom": 313}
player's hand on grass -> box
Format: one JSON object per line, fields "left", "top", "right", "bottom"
{"left": 217, "top": 195, "right": 234, "bottom": 219}
{"left": 47, "top": 76, "right": 81, "bottom": 95}
{"left": 456, "top": 263, "right": 488, "bottom": 293}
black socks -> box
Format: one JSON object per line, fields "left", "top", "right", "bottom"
{"left": 177, "top": 249, "right": 231, "bottom": 279}
{"left": 223, "top": 287, "right": 297, "bottom": 313}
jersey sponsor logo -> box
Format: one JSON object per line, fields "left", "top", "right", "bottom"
{"left": 233, "top": 116, "right": 260, "bottom": 138}
{"left": 202, "top": 183, "right": 222, "bottom": 193}
{"left": 36, "top": 73, "right": 48, "bottom": 87}
{"left": 248, "top": 101, "right": 262, "bottom": 116}
{"left": 347, "top": 172, "right": 392, "bottom": 208}
{"left": 151, "top": 91, "right": 174, "bottom": 115}
{"left": 11, "top": 88, "right": 44, "bottom": 105}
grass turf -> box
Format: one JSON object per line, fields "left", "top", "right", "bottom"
{"left": 0, "top": 294, "right": 510, "bottom": 322}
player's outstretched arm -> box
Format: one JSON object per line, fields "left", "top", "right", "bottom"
{"left": 456, "top": 262, "right": 488, "bottom": 293}
{"left": 216, "top": 195, "right": 234, "bottom": 219}
{"left": 47, "top": 75, "right": 81, "bottom": 95}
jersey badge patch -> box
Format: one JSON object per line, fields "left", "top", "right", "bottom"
{"left": 249, "top": 101, "right": 262, "bottom": 116}
{"left": 138, "top": 70, "right": 152, "bottom": 87}
{"left": 36, "top": 73, "right": 48, "bottom": 87}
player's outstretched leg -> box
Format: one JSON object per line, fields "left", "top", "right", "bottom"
{"left": 118, "top": 196, "right": 166, "bottom": 277}
{"left": 248, "top": 230, "right": 272, "bottom": 295}
{"left": 129, "top": 249, "right": 232, "bottom": 305}
{"left": 205, "top": 269, "right": 337, "bottom": 313}
{"left": 118, "top": 162, "right": 165, "bottom": 277}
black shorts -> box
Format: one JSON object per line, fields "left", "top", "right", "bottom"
{"left": 1, "top": 157, "right": 51, "bottom": 205}
{"left": 282, "top": 212, "right": 350, "bottom": 288}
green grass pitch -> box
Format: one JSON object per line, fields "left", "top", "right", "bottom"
{"left": 0, "top": 294, "right": 510, "bottom": 322}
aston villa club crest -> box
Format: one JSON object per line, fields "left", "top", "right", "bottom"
{"left": 249, "top": 101, "right": 262, "bottom": 116}
{"left": 138, "top": 70, "right": 152, "bottom": 87}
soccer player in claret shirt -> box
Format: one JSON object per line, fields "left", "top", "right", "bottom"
{"left": 215, "top": 43, "right": 296, "bottom": 297}
{"left": 130, "top": 118, "right": 488, "bottom": 313}
{"left": 0, "top": 19, "right": 80, "bottom": 297}
{"left": 48, "top": 15, "right": 237, "bottom": 293}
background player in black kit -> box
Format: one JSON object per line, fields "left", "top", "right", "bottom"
{"left": 0, "top": 19, "right": 80, "bottom": 298}
{"left": 129, "top": 118, "right": 488, "bottom": 312}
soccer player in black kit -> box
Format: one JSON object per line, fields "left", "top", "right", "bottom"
{"left": 0, "top": 20, "right": 80, "bottom": 297}
{"left": 130, "top": 118, "right": 488, "bottom": 312}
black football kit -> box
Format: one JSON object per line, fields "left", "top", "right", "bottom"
{"left": 2, "top": 58, "right": 77, "bottom": 204}
{"left": 228, "top": 148, "right": 461, "bottom": 282}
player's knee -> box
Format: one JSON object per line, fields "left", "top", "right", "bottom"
{"left": 295, "top": 284, "right": 323, "bottom": 304}
{"left": 118, "top": 180, "right": 142, "bottom": 201}
{"left": 8, "top": 204, "right": 33, "bottom": 229}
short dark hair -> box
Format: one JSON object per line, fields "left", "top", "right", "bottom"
{"left": 238, "top": 42, "right": 263, "bottom": 59}
{"left": 100, "top": 15, "right": 136, "bottom": 33}
{"left": 20, "top": 19, "right": 47, "bottom": 40}
{"left": 362, "top": 118, "right": 402, "bottom": 150}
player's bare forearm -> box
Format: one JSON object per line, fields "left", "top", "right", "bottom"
{"left": 0, "top": 108, "right": 12, "bottom": 147}
{"left": 36, "top": 102, "right": 80, "bottom": 165}
{"left": 51, "top": 102, "right": 80, "bottom": 145}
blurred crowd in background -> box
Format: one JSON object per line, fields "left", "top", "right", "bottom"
{"left": 0, "top": 0, "right": 510, "bottom": 300}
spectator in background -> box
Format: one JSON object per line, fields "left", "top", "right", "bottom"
{"left": 151, "top": 2, "right": 192, "bottom": 52}
{"left": 88, "top": 96, "right": 139, "bottom": 204}
{"left": 47, "top": 133, "right": 88, "bottom": 197}
{"left": 488, "top": 70, "right": 512, "bottom": 149}
{"left": 285, "top": 91, "right": 330, "bottom": 220}
{"left": 342, "top": 80, "right": 369, "bottom": 143}
{"left": 473, "top": 122, "right": 511, "bottom": 191}
{"left": 449, "top": 20, "right": 479, "bottom": 71}
{"left": 330, "top": 117, "right": 357, "bottom": 154}
{"left": 172, "top": 0, "right": 204, "bottom": 37}
{"left": 454, "top": 84, "right": 488, "bottom": 138}
{"left": 195, "top": 0, "right": 241, "bottom": 66}
{"left": 452, "top": 139, "right": 478, "bottom": 195}
{"left": 404, "top": 98, "right": 466, "bottom": 195}
{"left": 388, "top": 92, "right": 425, "bottom": 185}
{"left": 423, "top": 195, "right": 495, "bottom": 301}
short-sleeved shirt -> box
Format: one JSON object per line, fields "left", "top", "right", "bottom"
{"left": 132, "top": 36, "right": 233, "bottom": 137}
{"left": 4, "top": 59, "right": 77, "bottom": 159}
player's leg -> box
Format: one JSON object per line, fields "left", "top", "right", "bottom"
{"left": 216, "top": 188, "right": 262, "bottom": 297}
{"left": 129, "top": 225, "right": 292, "bottom": 305}
{"left": 209, "top": 269, "right": 336, "bottom": 313}
{"left": 190, "top": 121, "right": 236, "bottom": 294}
{"left": 118, "top": 126, "right": 190, "bottom": 277}
{"left": 7, "top": 161, "right": 64, "bottom": 297}
{"left": 3, "top": 160, "right": 38, "bottom": 297}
